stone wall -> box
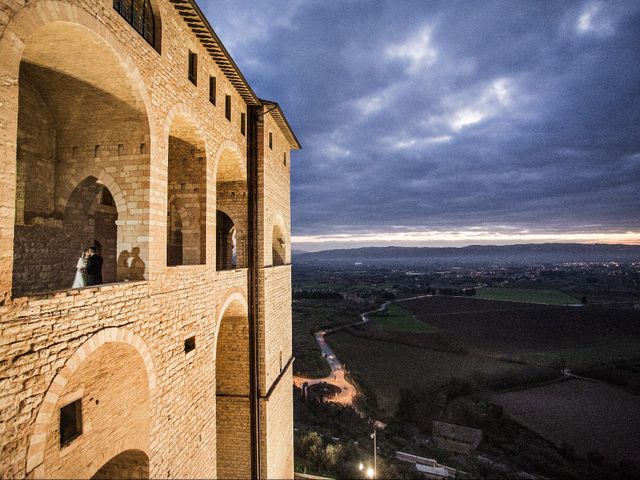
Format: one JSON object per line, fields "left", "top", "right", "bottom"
{"left": 261, "top": 113, "right": 292, "bottom": 267}
{"left": 12, "top": 60, "right": 150, "bottom": 295}
{"left": 216, "top": 397, "right": 251, "bottom": 478}
{"left": 260, "top": 266, "right": 293, "bottom": 394}
{"left": 43, "top": 343, "right": 150, "bottom": 478}
{"left": 263, "top": 367, "right": 294, "bottom": 479}
{"left": 168, "top": 136, "right": 206, "bottom": 265}
{"left": 15, "top": 73, "right": 56, "bottom": 223}
{"left": 0, "top": 0, "right": 297, "bottom": 478}
{"left": 217, "top": 180, "right": 248, "bottom": 268}
{"left": 92, "top": 450, "right": 150, "bottom": 480}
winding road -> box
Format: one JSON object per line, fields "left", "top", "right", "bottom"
{"left": 293, "top": 301, "right": 392, "bottom": 406}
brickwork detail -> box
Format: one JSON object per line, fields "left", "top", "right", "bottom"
{"left": 92, "top": 449, "right": 150, "bottom": 480}
{"left": 216, "top": 144, "right": 248, "bottom": 269}
{"left": 263, "top": 368, "right": 294, "bottom": 479}
{"left": 0, "top": 1, "right": 296, "bottom": 478}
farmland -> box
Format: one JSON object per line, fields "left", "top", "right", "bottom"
{"left": 324, "top": 292, "right": 640, "bottom": 472}
{"left": 398, "top": 296, "right": 640, "bottom": 368}
{"left": 474, "top": 287, "right": 579, "bottom": 305}
{"left": 370, "top": 303, "right": 438, "bottom": 333}
{"left": 492, "top": 378, "right": 640, "bottom": 463}
{"left": 292, "top": 263, "right": 640, "bottom": 479}
{"left": 323, "top": 295, "right": 640, "bottom": 410}
{"left": 326, "top": 331, "right": 553, "bottom": 413}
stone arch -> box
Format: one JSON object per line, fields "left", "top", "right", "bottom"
{"left": 215, "top": 141, "right": 247, "bottom": 270}
{"left": 26, "top": 328, "right": 156, "bottom": 477}
{"left": 92, "top": 449, "right": 149, "bottom": 480}
{"left": 167, "top": 195, "right": 196, "bottom": 234}
{"left": 214, "top": 289, "right": 251, "bottom": 479}
{"left": 164, "top": 105, "right": 208, "bottom": 266}
{"left": 216, "top": 209, "right": 237, "bottom": 271}
{"left": 0, "top": 1, "right": 156, "bottom": 134}
{"left": 214, "top": 289, "right": 248, "bottom": 341}
{"left": 0, "top": 1, "right": 157, "bottom": 300}
{"left": 62, "top": 176, "right": 120, "bottom": 283}
{"left": 166, "top": 195, "right": 193, "bottom": 267}
{"left": 162, "top": 104, "right": 209, "bottom": 155}
{"left": 212, "top": 139, "right": 244, "bottom": 182}
{"left": 57, "top": 165, "right": 127, "bottom": 220}
{"left": 4, "top": 3, "right": 156, "bottom": 297}
{"left": 270, "top": 213, "right": 288, "bottom": 266}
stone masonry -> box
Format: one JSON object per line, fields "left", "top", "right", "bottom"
{"left": 0, "top": 0, "right": 301, "bottom": 478}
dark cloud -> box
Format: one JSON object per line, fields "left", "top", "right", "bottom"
{"left": 204, "top": 0, "right": 640, "bottom": 243}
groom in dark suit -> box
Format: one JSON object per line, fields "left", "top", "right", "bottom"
{"left": 86, "top": 246, "right": 103, "bottom": 286}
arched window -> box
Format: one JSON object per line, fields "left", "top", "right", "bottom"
{"left": 216, "top": 210, "right": 237, "bottom": 271}
{"left": 113, "top": 0, "right": 157, "bottom": 49}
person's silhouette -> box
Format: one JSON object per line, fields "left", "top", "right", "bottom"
{"left": 117, "top": 250, "right": 131, "bottom": 281}
{"left": 128, "top": 247, "right": 146, "bottom": 280}
{"left": 86, "top": 246, "right": 103, "bottom": 286}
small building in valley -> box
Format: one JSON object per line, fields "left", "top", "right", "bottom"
{"left": 433, "top": 421, "right": 483, "bottom": 455}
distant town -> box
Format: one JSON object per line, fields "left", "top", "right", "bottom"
{"left": 292, "top": 244, "right": 640, "bottom": 479}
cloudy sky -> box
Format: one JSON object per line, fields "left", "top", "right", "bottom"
{"left": 204, "top": 1, "right": 640, "bottom": 250}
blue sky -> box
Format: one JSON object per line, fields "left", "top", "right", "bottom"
{"left": 203, "top": 1, "right": 640, "bottom": 250}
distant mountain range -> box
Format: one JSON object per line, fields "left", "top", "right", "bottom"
{"left": 293, "top": 243, "right": 640, "bottom": 266}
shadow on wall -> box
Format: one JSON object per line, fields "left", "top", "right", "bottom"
{"left": 12, "top": 26, "right": 150, "bottom": 296}
{"left": 91, "top": 449, "right": 149, "bottom": 480}
{"left": 272, "top": 223, "right": 286, "bottom": 266}
{"left": 117, "top": 247, "right": 146, "bottom": 281}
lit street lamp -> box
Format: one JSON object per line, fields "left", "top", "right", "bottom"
{"left": 358, "top": 463, "right": 374, "bottom": 479}
{"left": 371, "top": 430, "right": 377, "bottom": 479}
{"left": 358, "top": 427, "right": 377, "bottom": 479}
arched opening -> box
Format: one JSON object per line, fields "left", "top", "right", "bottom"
{"left": 12, "top": 21, "right": 150, "bottom": 296}
{"left": 166, "top": 116, "right": 206, "bottom": 266}
{"left": 216, "top": 149, "right": 247, "bottom": 270}
{"left": 92, "top": 449, "right": 149, "bottom": 479}
{"left": 216, "top": 210, "right": 236, "bottom": 270}
{"left": 42, "top": 342, "right": 151, "bottom": 478}
{"left": 62, "top": 176, "right": 119, "bottom": 285}
{"left": 272, "top": 223, "right": 286, "bottom": 266}
{"left": 215, "top": 297, "right": 251, "bottom": 479}
{"left": 167, "top": 201, "right": 184, "bottom": 267}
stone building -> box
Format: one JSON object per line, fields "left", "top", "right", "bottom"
{"left": 0, "top": 0, "right": 300, "bottom": 478}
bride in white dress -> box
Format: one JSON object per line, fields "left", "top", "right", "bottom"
{"left": 72, "top": 249, "right": 89, "bottom": 288}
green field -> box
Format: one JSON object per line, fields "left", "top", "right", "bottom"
{"left": 372, "top": 304, "right": 438, "bottom": 333}
{"left": 327, "top": 332, "right": 547, "bottom": 413}
{"left": 474, "top": 287, "right": 578, "bottom": 305}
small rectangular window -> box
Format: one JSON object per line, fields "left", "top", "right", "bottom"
{"left": 283, "top": 152, "right": 287, "bottom": 166}
{"left": 184, "top": 336, "right": 196, "bottom": 353}
{"left": 269, "top": 132, "right": 273, "bottom": 150}
{"left": 209, "top": 76, "right": 216, "bottom": 105}
{"left": 188, "top": 51, "right": 198, "bottom": 85}
{"left": 225, "top": 95, "right": 231, "bottom": 121}
{"left": 60, "top": 399, "right": 82, "bottom": 447}
{"left": 241, "top": 112, "right": 246, "bottom": 136}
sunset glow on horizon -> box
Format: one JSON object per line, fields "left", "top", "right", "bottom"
{"left": 292, "top": 229, "right": 640, "bottom": 251}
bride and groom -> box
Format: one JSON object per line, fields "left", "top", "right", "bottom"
{"left": 72, "top": 247, "right": 103, "bottom": 288}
